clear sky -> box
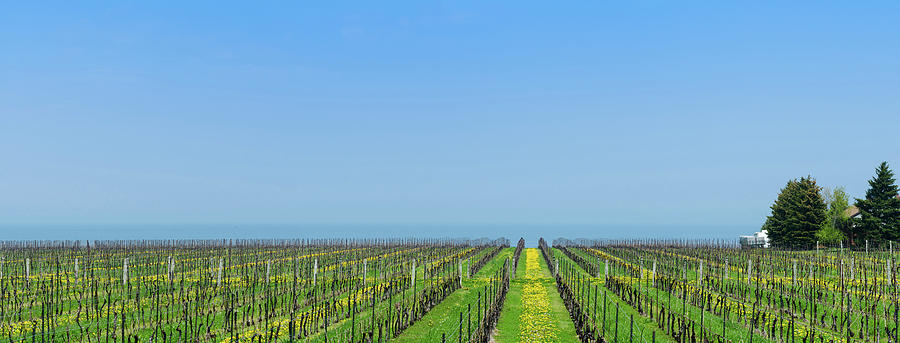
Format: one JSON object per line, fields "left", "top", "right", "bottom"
{"left": 2, "top": 2, "right": 898, "bottom": 240}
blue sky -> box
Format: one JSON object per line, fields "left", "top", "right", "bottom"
{"left": 1, "top": 2, "right": 899, "bottom": 240}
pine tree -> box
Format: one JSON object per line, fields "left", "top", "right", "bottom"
{"left": 766, "top": 180, "right": 799, "bottom": 246}
{"left": 792, "top": 177, "right": 827, "bottom": 248}
{"left": 854, "top": 162, "right": 900, "bottom": 241}
{"left": 765, "top": 176, "right": 826, "bottom": 248}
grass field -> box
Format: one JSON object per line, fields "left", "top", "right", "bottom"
{"left": 493, "top": 248, "right": 579, "bottom": 343}
{"left": 392, "top": 248, "right": 513, "bottom": 342}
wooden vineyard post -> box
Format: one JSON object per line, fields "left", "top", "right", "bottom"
{"left": 721, "top": 256, "right": 726, "bottom": 340}
{"left": 682, "top": 267, "right": 687, "bottom": 319}
{"left": 459, "top": 260, "right": 463, "bottom": 288}
{"left": 809, "top": 262, "right": 814, "bottom": 329}
{"left": 747, "top": 258, "right": 751, "bottom": 285}
{"left": 593, "top": 284, "right": 598, "bottom": 335}
{"left": 654, "top": 263, "right": 659, "bottom": 321}
{"left": 840, "top": 258, "right": 845, "bottom": 339}
{"left": 290, "top": 257, "right": 296, "bottom": 343}
{"left": 372, "top": 267, "right": 377, "bottom": 337}
{"left": 388, "top": 271, "right": 394, "bottom": 338}
{"left": 792, "top": 259, "right": 796, "bottom": 288}
{"left": 352, "top": 291, "right": 357, "bottom": 342}
{"left": 699, "top": 293, "right": 705, "bottom": 342}
{"left": 630, "top": 314, "right": 633, "bottom": 343}
{"left": 484, "top": 285, "right": 489, "bottom": 330}
{"left": 698, "top": 260, "right": 703, "bottom": 286}
{"left": 467, "top": 303, "right": 471, "bottom": 341}
{"left": 458, "top": 311, "right": 463, "bottom": 343}
{"left": 217, "top": 258, "right": 223, "bottom": 287}
{"left": 477, "top": 292, "right": 482, "bottom": 334}
{"left": 615, "top": 303, "right": 619, "bottom": 343}
{"left": 603, "top": 291, "right": 608, "bottom": 338}
{"left": 750, "top": 257, "right": 760, "bottom": 343}
{"left": 639, "top": 257, "right": 644, "bottom": 284}
{"left": 411, "top": 259, "right": 417, "bottom": 321}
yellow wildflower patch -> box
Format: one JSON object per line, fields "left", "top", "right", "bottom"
{"left": 518, "top": 249, "right": 557, "bottom": 343}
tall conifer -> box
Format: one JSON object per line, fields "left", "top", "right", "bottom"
{"left": 854, "top": 162, "right": 900, "bottom": 241}
{"left": 792, "top": 176, "right": 827, "bottom": 247}
{"left": 766, "top": 180, "right": 799, "bottom": 245}
{"left": 766, "top": 176, "right": 826, "bottom": 248}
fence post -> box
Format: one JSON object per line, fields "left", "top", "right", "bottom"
{"left": 603, "top": 291, "right": 607, "bottom": 339}
{"left": 615, "top": 304, "right": 619, "bottom": 343}
{"left": 351, "top": 293, "right": 357, "bottom": 342}
{"left": 699, "top": 293, "right": 704, "bottom": 342}
{"left": 593, "top": 284, "right": 598, "bottom": 339}
{"left": 477, "top": 292, "right": 482, "bottom": 333}
{"left": 458, "top": 312, "right": 463, "bottom": 343}
{"left": 467, "top": 303, "right": 471, "bottom": 341}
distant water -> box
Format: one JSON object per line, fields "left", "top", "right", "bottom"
{"left": 0, "top": 223, "right": 756, "bottom": 247}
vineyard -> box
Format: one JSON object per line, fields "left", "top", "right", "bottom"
{"left": 2, "top": 238, "right": 898, "bottom": 342}
{"left": 0, "top": 239, "right": 510, "bottom": 343}
{"left": 551, "top": 239, "right": 900, "bottom": 343}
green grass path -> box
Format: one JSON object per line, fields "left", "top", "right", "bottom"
{"left": 392, "top": 248, "right": 514, "bottom": 343}
{"left": 493, "top": 248, "right": 579, "bottom": 343}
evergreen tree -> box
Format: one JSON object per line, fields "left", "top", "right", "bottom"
{"left": 766, "top": 176, "right": 827, "bottom": 248}
{"left": 792, "top": 177, "right": 828, "bottom": 247}
{"left": 854, "top": 162, "right": 900, "bottom": 241}
{"left": 766, "top": 180, "right": 799, "bottom": 246}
